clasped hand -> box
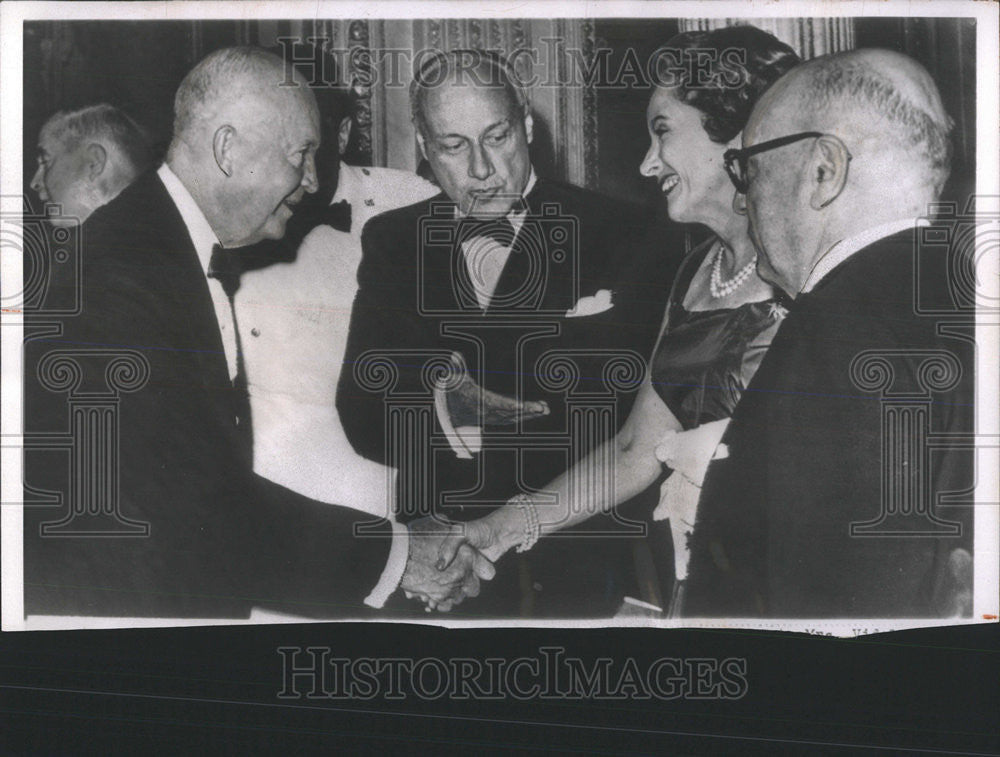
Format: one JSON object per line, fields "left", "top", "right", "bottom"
{"left": 400, "top": 517, "right": 500, "bottom": 612}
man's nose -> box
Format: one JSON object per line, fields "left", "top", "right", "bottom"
{"left": 639, "top": 144, "right": 660, "bottom": 178}
{"left": 468, "top": 144, "right": 495, "bottom": 181}
{"left": 30, "top": 165, "right": 45, "bottom": 197}
{"left": 732, "top": 190, "right": 747, "bottom": 216}
{"left": 300, "top": 152, "right": 319, "bottom": 194}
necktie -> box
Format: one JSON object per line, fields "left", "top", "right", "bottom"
{"left": 207, "top": 244, "right": 242, "bottom": 300}
{"left": 324, "top": 199, "right": 352, "bottom": 233}
{"left": 208, "top": 244, "right": 252, "bottom": 462}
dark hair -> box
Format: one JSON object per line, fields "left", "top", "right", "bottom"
{"left": 45, "top": 103, "right": 152, "bottom": 174}
{"left": 661, "top": 26, "right": 800, "bottom": 143}
{"left": 409, "top": 49, "right": 528, "bottom": 136}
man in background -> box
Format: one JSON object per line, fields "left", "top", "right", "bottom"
{"left": 339, "top": 49, "right": 683, "bottom": 616}
{"left": 30, "top": 103, "right": 152, "bottom": 226}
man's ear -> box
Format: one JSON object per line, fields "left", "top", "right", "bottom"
{"left": 809, "top": 135, "right": 851, "bottom": 210}
{"left": 337, "top": 115, "right": 352, "bottom": 156}
{"left": 416, "top": 130, "right": 428, "bottom": 161}
{"left": 212, "top": 125, "right": 237, "bottom": 177}
{"left": 83, "top": 143, "right": 108, "bottom": 181}
{"left": 524, "top": 111, "right": 534, "bottom": 145}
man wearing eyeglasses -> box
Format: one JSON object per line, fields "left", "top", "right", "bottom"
{"left": 684, "top": 49, "right": 975, "bottom": 619}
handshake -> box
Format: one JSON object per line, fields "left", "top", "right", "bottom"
{"left": 397, "top": 354, "right": 549, "bottom": 612}
{"left": 398, "top": 511, "right": 521, "bottom": 612}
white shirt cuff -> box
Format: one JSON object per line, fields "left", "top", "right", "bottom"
{"left": 363, "top": 521, "right": 409, "bottom": 609}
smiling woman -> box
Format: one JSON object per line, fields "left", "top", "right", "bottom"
{"left": 440, "top": 26, "right": 802, "bottom": 617}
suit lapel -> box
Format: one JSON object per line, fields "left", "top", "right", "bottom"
{"left": 145, "top": 173, "right": 234, "bottom": 394}
{"left": 421, "top": 197, "right": 474, "bottom": 313}
{"left": 486, "top": 180, "right": 577, "bottom": 314}
{"left": 486, "top": 186, "right": 541, "bottom": 314}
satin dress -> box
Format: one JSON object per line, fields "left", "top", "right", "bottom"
{"left": 648, "top": 237, "right": 786, "bottom": 615}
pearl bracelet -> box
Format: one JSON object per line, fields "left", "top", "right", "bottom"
{"left": 510, "top": 493, "right": 540, "bottom": 553}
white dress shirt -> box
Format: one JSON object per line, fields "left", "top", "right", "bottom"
{"left": 800, "top": 217, "right": 929, "bottom": 295}
{"left": 437, "top": 170, "right": 539, "bottom": 456}
{"left": 459, "top": 169, "right": 537, "bottom": 309}
{"left": 237, "top": 163, "right": 437, "bottom": 608}
{"left": 156, "top": 163, "right": 238, "bottom": 381}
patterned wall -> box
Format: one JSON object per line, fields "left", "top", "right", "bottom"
{"left": 28, "top": 16, "right": 976, "bottom": 204}
{"left": 678, "top": 17, "right": 856, "bottom": 58}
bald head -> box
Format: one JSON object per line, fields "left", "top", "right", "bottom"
{"left": 737, "top": 49, "right": 953, "bottom": 296}
{"left": 411, "top": 50, "right": 534, "bottom": 216}
{"left": 748, "top": 49, "right": 953, "bottom": 195}
{"left": 170, "top": 47, "right": 317, "bottom": 151}
{"left": 166, "top": 47, "right": 320, "bottom": 247}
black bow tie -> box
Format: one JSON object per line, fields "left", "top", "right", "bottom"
{"left": 207, "top": 244, "right": 243, "bottom": 299}
{"left": 458, "top": 216, "right": 517, "bottom": 247}
{"left": 324, "top": 199, "right": 352, "bottom": 233}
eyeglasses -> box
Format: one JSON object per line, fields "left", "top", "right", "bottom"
{"left": 723, "top": 132, "right": 850, "bottom": 193}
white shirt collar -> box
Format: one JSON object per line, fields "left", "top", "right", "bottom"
{"left": 800, "top": 217, "right": 930, "bottom": 295}
{"left": 521, "top": 167, "right": 538, "bottom": 200}
{"left": 330, "top": 160, "right": 358, "bottom": 206}
{"left": 157, "top": 162, "right": 221, "bottom": 275}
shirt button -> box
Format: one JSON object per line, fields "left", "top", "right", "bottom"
{"left": 251, "top": 328, "right": 260, "bottom": 337}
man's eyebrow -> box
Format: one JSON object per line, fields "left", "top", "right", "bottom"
{"left": 433, "top": 132, "right": 467, "bottom": 141}
{"left": 650, "top": 115, "right": 670, "bottom": 127}
{"left": 483, "top": 118, "right": 512, "bottom": 133}
{"left": 432, "top": 118, "right": 513, "bottom": 141}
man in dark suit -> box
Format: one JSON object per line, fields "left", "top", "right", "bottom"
{"left": 685, "top": 49, "right": 975, "bottom": 618}
{"left": 30, "top": 103, "right": 152, "bottom": 228}
{"left": 338, "top": 50, "right": 682, "bottom": 617}
{"left": 23, "top": 46, "right": 488, "bottom": 620}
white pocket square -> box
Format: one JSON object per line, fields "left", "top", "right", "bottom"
{"left": 566, "top": 289, "right": 614, "bottom": 318}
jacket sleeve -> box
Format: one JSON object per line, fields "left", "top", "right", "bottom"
{"left": 248, "top": 475, "right": 397, "bottom": 618}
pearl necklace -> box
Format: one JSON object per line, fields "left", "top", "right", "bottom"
{"left": 709, "top": 240, "right": 757, "bottom": 299}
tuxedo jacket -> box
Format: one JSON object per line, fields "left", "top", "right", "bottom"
{"left": 23, "top": 171, "right": 393, "bottom": 618}
{"left": 338, "top": 177, "right": 686, "bottom": 616}
{"left": 685, "top": 230, "right": 975, "bottom": 618}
